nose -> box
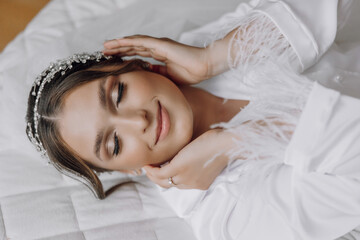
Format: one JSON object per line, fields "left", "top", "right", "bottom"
{"left": 111, "top": 109, "right": 149, "bottom": 132}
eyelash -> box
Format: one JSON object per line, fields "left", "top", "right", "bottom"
{"left": 113, "top": 132, "right": 120, "bottom": 156}
{"left": 113, "top": 82, "right": 124, "bottom": 157}
{"left": 116, "top": 82, "right": 124, "bottom": 107}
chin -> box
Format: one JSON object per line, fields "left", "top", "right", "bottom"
{"left": 149, "top": 104, "right": 193, "bottom": 168}
{"left": 151, "top": 134, "right": 192, "bottom": 168}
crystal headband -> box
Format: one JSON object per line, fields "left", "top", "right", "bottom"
{"left": 27, "top": 52, "right": 110, "bottom": 160}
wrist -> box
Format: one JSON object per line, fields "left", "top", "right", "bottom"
{"left": 207, "top": 129, "right": 233, "bottom": 166}
{"left": 218, "top": 130, "right": 243, "bottom": 164}
{"left": 205, "top": 39, "right": 230, "bottom": 78}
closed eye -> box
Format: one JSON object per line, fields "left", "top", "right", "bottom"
{"left": 116, "top": 82, "right": 124, "bottom": 107}
{"left": 113, "top": 132, "right": 120, "bottom": 156}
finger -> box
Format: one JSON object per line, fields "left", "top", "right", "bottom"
{"left": 103, "top": 50, "right": 154, "bottom": 59}
{"left": 103, "top": 46, "right": 147, "bottom": 53}
{"left": 117, "top": 50, "right": 153, "bottom": 58}
{"left": 144, "top": 163, "right": 176, "bottom": 180}
{"left": 104, "top": 36, "right": 155, "bottom": 50}
{"left": 102, "top": 48, "right": 128, "bottom": 56}
{"left": 103, "top": 48, "right": 168, "bottom": 63}
{"left": 126, "top": 49, "right": 168, "bottom": 61}
{"left": 103, "top": 39, "right": 138, "bottom": 49}
{"left": 105, "top": 45, "right": 146, "bottom": 51}
{"left": 145, "top": 170, "right": 173, "bottom": 188}
{"left": 134, "top": 169, "right": 143, "bottom": 175}
{"left": 104, "top": 37, "right": 170, "bottom": 62}
{"left": 144, "top": 166, "right": 188, "bottom": 189}
{"left": 102, "top": 47, "right": 150, "bottom": 55}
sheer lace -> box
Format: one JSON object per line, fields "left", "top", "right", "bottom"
{"left": 227, "top": 12, "right": 299, "bottom": 73}
{"left": 204, "top": 13, "right": 314, "bottom": 239}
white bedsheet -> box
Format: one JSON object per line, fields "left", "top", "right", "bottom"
{"left": 0, "top": 0, "right": 240, "bottom": 239}
{"left": 1, "top": 0, "right": 360, "bottom": 239}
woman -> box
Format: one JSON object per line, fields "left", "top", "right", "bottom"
{"left": 26, "top": 0, "right": 360, "bottom": 239}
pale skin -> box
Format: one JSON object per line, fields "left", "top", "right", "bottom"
{"left": 59, "top": 28, "right": 249, "bottom": 190}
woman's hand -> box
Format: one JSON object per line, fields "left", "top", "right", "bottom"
{"left": 103, "top": 35, "right": 212, "bottom": 85}
{"left": 143, "top": 129, "right": 240, "bottom": 190}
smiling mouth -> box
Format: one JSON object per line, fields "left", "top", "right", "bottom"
{"left": 155, "top": 100, "right": 170, "bottom": 145}
{"left": 155, "top": 101, "right": 162, "bottom": 145}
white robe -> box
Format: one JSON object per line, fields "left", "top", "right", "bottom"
{"left": 157, "top": 1, "right": 360, "bottom": 240}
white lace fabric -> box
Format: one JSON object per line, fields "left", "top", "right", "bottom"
{"left": 165, "top": 2, "right": 360, "bottom": 240}
{"left": 227, "top": 13, "right": 299, "bottom": 73}
{"left": 196, "top": 12, "right": 315, "bottom": 239}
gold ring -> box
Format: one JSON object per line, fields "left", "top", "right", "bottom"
{"left": 168, "top": 177, "right": 176, "bottom": 186}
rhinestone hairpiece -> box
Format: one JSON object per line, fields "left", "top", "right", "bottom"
{"left": 27, "top": 52, "right": 110, "bottom": 168}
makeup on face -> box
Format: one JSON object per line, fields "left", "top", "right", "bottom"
{"left": 156, "top": 100, "right": 170, "bottom": 144}
{"left": 60, "top": 70, "right": 193, "bottom": 170}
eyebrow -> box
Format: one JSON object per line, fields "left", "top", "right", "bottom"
{"left": 99, "top": 78, "right": 107, "bottom": 110}
{"left": 94, "top": 78, "right": 107, "bottom": 161}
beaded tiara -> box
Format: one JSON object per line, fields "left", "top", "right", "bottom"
{"left": 26, "top": 51, "right": 110, "bottom": 161}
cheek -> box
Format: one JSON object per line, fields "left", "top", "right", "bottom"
{"left": 131, "top": 79, "right": 155, "bottom": 98}
{"left": 119, "top": 137, "right": 151, "bottom": 169}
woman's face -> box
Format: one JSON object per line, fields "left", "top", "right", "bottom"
{"left": 58, "top": 70, "right": 193, "bottom": 171}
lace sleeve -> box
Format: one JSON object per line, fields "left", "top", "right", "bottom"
{"left": 227, "top": 12, "right": 299, "bottom": 73}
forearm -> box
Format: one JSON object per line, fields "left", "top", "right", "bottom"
{"left": 212, "top": 129, "right": 245, "bottom": 167}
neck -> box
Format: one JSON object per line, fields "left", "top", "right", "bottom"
{"left": 179, "top": 85, "right": 248, "bottom": 140}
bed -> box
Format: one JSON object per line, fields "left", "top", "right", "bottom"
{"left": 0, "top": 0, "right": 360, "bottom": 239}
{"left": 0, "top": 0, "right": 242, "bottom": 239}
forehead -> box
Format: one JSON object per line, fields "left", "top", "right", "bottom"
{"left": 58, "top": 79, "right": 101, "bottom": 161}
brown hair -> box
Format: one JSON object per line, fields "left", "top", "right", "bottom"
{"left": 26, "top": 56, "right": 150, "bottom": 199}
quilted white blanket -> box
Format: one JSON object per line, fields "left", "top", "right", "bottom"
{"left": 1, "top": 0, "right": 360, "bottom": 239}
{"left": 0, "top": 0, "right": 240, "bottom": 239}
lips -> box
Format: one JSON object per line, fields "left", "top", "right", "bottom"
{"left": 155, "top": 100, "right": 170, "bottom": 145}
{"left": 155, "top": 101, "right": 162, "bottom": 145}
